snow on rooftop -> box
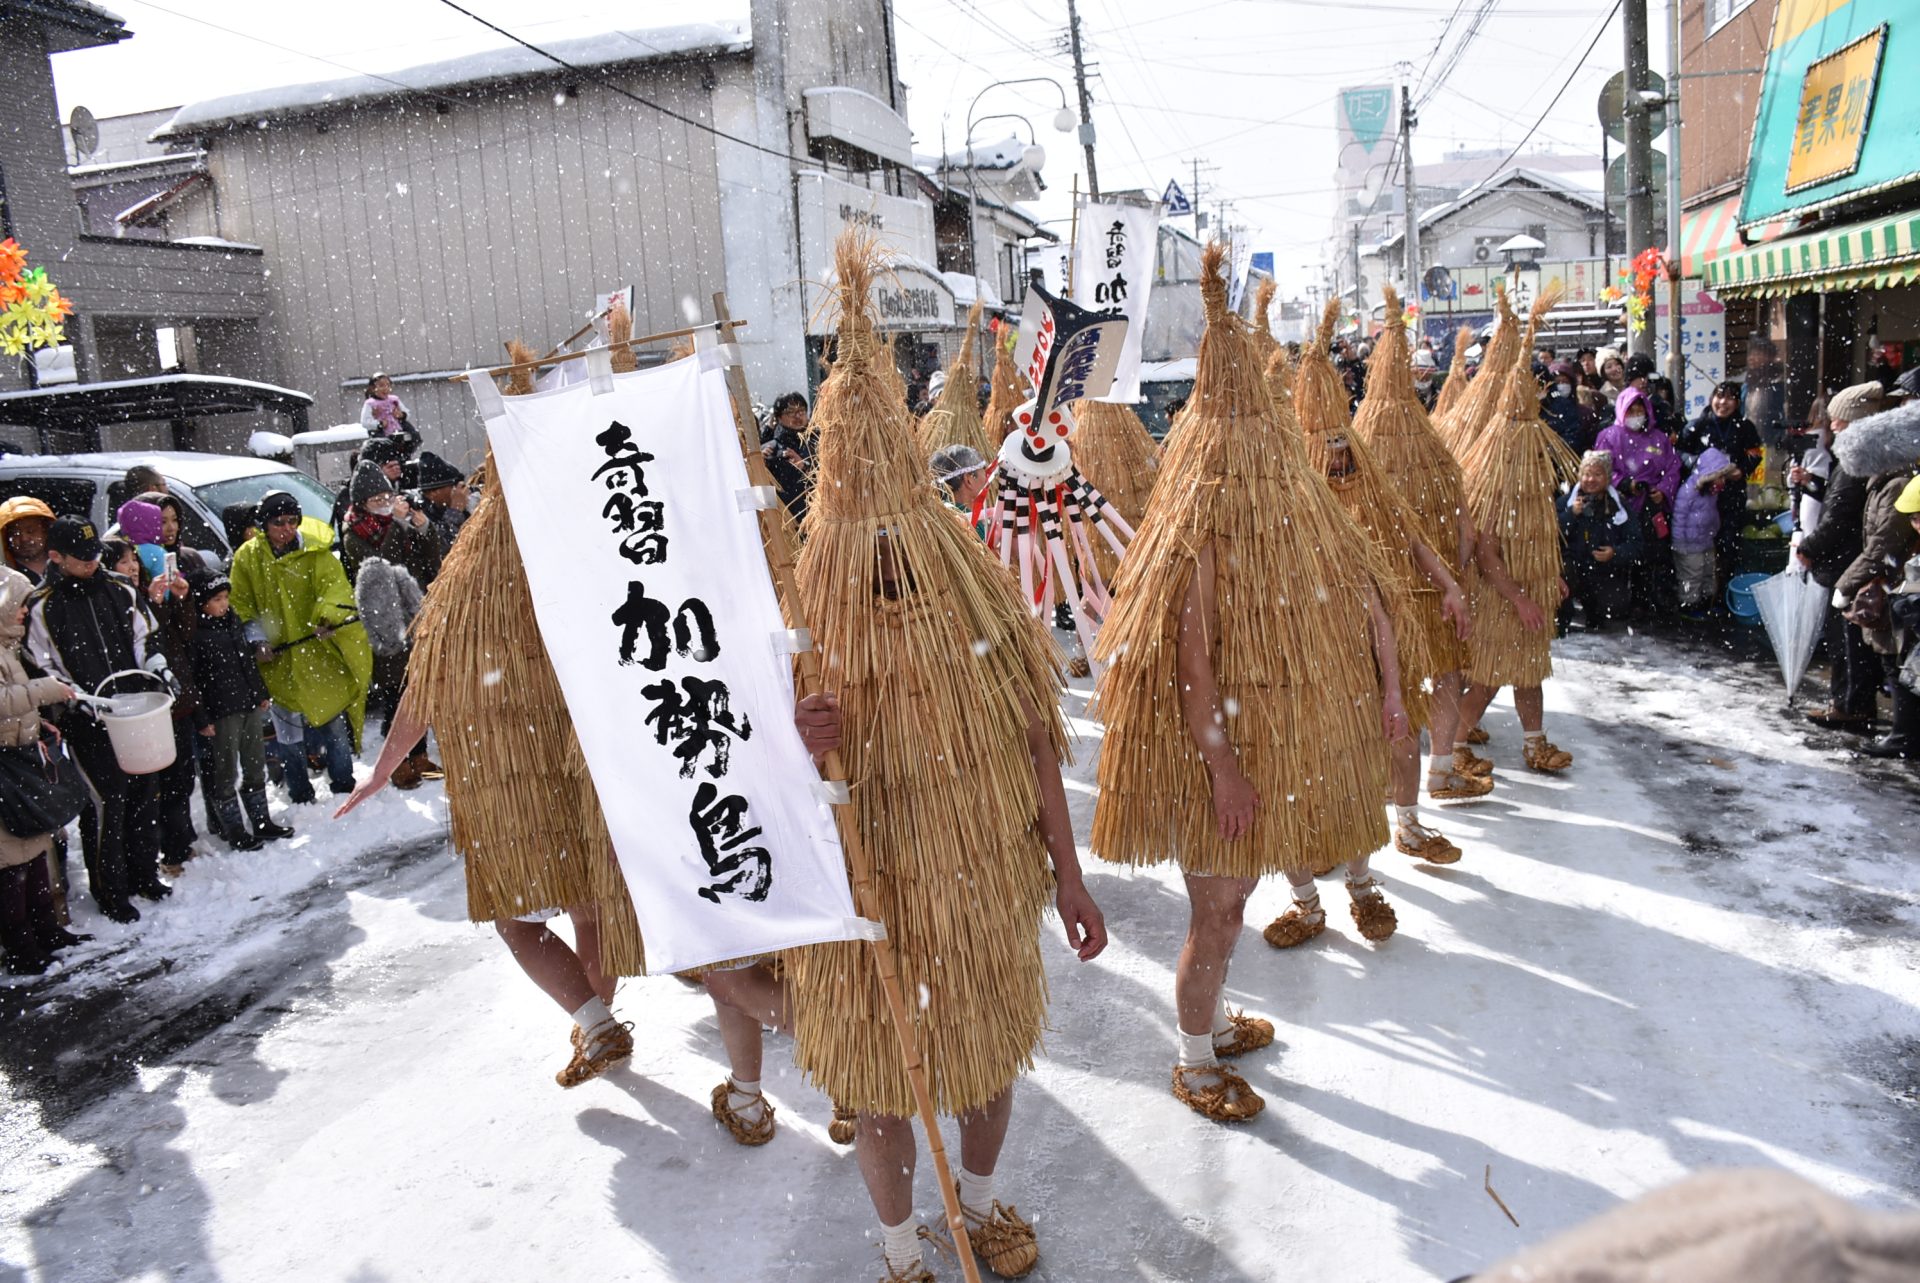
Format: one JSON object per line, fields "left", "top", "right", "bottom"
{"left": 155, "top": 19, "right": 752, "bottom": 137}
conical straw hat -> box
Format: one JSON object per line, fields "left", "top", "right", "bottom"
{"left": 787, "top": 229, "right": 1066, "bottom": 1118}
{"left": 917, "top": 300, "right": 992, "bottom": 458}
{"left": 981, "top": 321, "right": 1022, "bottom": 443}
{"left": 1429, "top": 323, "right": 1476, "bottom": 423}
{"left": 1438, "top": 283, "right": 1519, "bottom": 456}
{"left": 1292, "top": 297, "right": 1353, "bottom": 439}
{"left": 1091, "top": 241, "right": 1391, "bottom": 879}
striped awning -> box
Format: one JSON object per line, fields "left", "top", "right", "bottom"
{"left": 1679, "top": 196, "right": 1748, "bottom": 279}
{"left": 1706, "top": 209, "right": 1920, "bottom": 297}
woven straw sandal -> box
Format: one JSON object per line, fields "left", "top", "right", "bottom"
{"left": 555, "top": 1022, "right": 633, "bottom": 1089}
{"left": 1170, "top": 1062, "right": 1266, "bottom": 1122}
{"left": 1427, "top": 767, "right": 1494, "bottom": 800}
{"left": 955, "top": 1193, "right": 1040, "bottom": 1278}
{"left": 1345, "top": 877, "right": 1398, "bottom": 942}
{"left": 1452, "top": 746, "right": 1494, "bottom": 778}
{"left": 1212, "top": 1008, "right": 1275, "bottom": 1059}
{"left": 828, "top": 1103, "right": 858, "bottom": 1145}
{"left": 1523, "top": 738, "right": 1574, "bottom": 772}
{"left": 877, "top": 1256, "right": 935, "bottom": 1283}
{"left": 1065, "top": 654, "right": 1092, "bottom": 679}
{"left": 710, "top": 1080, "right": 777, "bottom": 1146}
{"left": 1262, "top": 897, "right": 1326, "bottom": 949}
{"left": 1466, "top": 725, "right": 1490, "bottom": 745}
{"left": 1394, "top": 820, "right": 1461, "bottom": 865}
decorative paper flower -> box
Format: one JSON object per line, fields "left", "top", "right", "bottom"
{"left": 0, "top": 240, "right": 73, "bottom": 357}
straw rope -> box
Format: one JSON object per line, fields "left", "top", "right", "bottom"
{"left": 1091, "top": 243, "right": 1391, "bottom": 879}
{"left": 1294, "top": 299, "right": 1434, "bottom": 729}
{"left": 917, "top": 301, "right": 993, "bottom": 459}
{"left": 408, "top": 340, "right": 644, "bottom": 975}
{"left": 786, "top": 231, "right": 1068, "bottom": 1118}
{"left": 1352, "top": 286, "right": 1469, "bottom": 676}
{"left": 1459, "top": 303, "right": 1579, "bottom": 690}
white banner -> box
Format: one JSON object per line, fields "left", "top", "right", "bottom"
{"left": 477, "top": 355, "right": 862, "bottom": 975}
{"left": 1073, "top": 200, "right": 1158, "bottom": 403}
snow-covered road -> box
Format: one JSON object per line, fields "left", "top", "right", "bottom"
{"left": 3, "top": 629, "right": 1917, "bottom": 1283}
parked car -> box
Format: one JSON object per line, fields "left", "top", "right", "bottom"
{"left": 0, "top": 450, "right": 338, "bottom": 563}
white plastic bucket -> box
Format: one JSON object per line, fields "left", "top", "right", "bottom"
{"left": 93, "top": 670, "right": 177, "bottom": 775}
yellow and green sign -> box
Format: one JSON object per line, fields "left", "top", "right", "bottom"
{"left": 1741, "top": 0, "right": 1916, "bottom": 226}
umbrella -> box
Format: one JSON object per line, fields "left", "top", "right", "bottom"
{"left": 1751, "top": 566, "right": 1827, "bottom": 701}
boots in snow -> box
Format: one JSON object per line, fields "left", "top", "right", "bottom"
{"left": 216, "top": 798, "right": 262, "bottom": 851}
{"left": 243, "top": 790, "right": 295, "bottom": 842}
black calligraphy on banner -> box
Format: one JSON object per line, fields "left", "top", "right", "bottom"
{"left": 643, "top": 675, "right": 754, "bottom": 779}
{"left": 690, "top": 782, "right": 773, "bottom": 903}
{"left": 590, "top": 414, "right": 773, "bottom": 909}
{"left": 1093, "top": 218, "right": 1129, "bottom": 310}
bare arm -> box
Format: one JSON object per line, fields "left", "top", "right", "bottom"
{"left": 1472, "top": 527, "right": 1545, "bottom": 631}
{"left": 1176, "top": 544, "right": 1257, "bottom": 840}
{"left": 335, "top": 688, "right": 429, "bottom": 816}
{"left": 1023, "top": 697, "right": 1106, "bottom": 961}
{"left": 1409, "top": 537, "right": 1472, "bottom": 640}
{"left": 1364, "top": 585, "right": 1412, "bottom": 742}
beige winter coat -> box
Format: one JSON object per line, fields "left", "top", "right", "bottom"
{"left": 0, "top": 567, "right": 72, "bottom": 869}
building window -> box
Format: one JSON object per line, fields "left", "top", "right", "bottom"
{"left": 1706, "top": 0, "right": 1757, "bottom": 34}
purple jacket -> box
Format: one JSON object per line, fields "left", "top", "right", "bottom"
{"left": 1670, "top": 446, "right": 1731, "bottom": 553}
{"left": 1593, "top": 387, "right": 1681, "bottom": 513}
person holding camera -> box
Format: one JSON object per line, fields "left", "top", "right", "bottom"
{"left": 340, "top": 463, "right": 442, "bottom": 788}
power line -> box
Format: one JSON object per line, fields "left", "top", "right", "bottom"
{"left": 1484, "top": 0, "right": 1622, "bottom": 176}
{"left": 431, "top": 0, "right": 818, "bottom": 167}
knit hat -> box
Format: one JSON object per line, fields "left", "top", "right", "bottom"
{"left": 257, "top": 490, "right": 302, "bottom": 525}
{"left": 116, "top": 498, "right": 164, "bottom": 545}
{"left": 361, "top": 436, "right": 408, "bottom": 466}
{"left": 349, "top": 461, "right": 397, "bottom": 506}
{"left": 1827, "top": 381, "right": 1886, "bottom": 425}
{"left": 415, "top": 451, "right": 465, "bottom": 491}
{"left": 1895, "top": 474, "right": 1920, "bottom": 515}
{"left": 1625, "top": 352, "right": 1657, "bottom": 381}
{"left": 194, "top": 573, "right": 232, "bottom": 606}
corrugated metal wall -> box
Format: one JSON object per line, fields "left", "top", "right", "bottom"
{"left": 205, "top": 61, "right": 735, "bottom": 471}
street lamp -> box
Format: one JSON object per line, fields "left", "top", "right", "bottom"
{"left": 962, "top": 77, "right": 1075, "bottom": 289}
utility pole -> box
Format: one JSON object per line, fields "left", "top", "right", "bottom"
{"left": 1622, "top": 0, "right": 1657, "bottom": 359}
{"left": 1066, "top": 0, "right": 1100, "bottom": 201}
{"left": 1187, "top": 157, "right": 1216, "bottom": 242}
{"left": 1400, "top": 80, "right": 1421, "bottom": 309}
{"left": 1351, "top": 222, "right": 1364, "bottom": 316}
{"left": 1664, "top": 0, "right": 1685, "bottom": 397}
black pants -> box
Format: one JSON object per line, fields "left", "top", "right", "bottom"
{"left": 1562, "top": 560, "right": 1632, "bottom": 631}
{"left": 1883, "top": 648, "right": 1918, "bottom": 736}
{"left": 132, "top": 718, "right": 199, "bottom": 865}
{"left": 1824, "top": 611, "right": 1880, "bottom": 719}
{"left": 64, "top": 714, "right": 158, "bottom": 910}
{"left": 0, "top": 855, "right": 58, "bottom": 965}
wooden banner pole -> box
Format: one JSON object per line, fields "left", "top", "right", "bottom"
{"left": 710, "top": 292, "right": 985, "bottom": 1283}
{"left": 449, "top": 320, "right": 748, "bottom": 383}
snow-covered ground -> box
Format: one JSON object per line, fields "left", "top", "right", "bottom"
{"left": 2, "top": 628, "right": 1917, "bottom": 1283}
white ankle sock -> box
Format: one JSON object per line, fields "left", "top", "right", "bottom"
{"left": 880, "top": 1213, "right": 921, "bottom": 1272}
{"left": 1289, "top": 880, "right": 1320, "bottom": 905}
{"left": 570, "top": 997, "right": 613, "bottom": 1033}
{"left": 726, "top": 1077, "right": 766, "bottom": 1123}
{"left": 1348, "top": 853, "right": 1373, "bottom": 884}
{"left": 1394, "top": 804, "right": 1419, "bottom": 829}
{"left": 957, "top": 1167, "right": 995, "bottom": 1222}
{"left": 1212, "top": 992, "right": 1234, "bottom": 1037}
{"left": 1452, "top": 740, "right": 1471, "bottom": 753}
{"left": 1524, "top": 731, "right": 1547, "bottom": 744}
{"left": 1428, "top": 752, "right": 1451, "bottom": 776}
{"left": 1177, "top": 1026, "right": 1217, "bottom": 1069}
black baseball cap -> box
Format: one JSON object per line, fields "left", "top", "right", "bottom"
{"left": 47, "top": 514, "right": 103, "bottom": 561}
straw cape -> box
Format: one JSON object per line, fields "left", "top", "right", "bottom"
{"left": 1066, "top": 397, "right": 1162, "bottom": 588}
{"left": 1430, "top": 322, "right": 1476, "bottom": 423}
{"left": 786, "top": 231, "right": 1068, "bottom": 1118}
{"left": 1352, "top": 285, "right": 1470, "bottom": 677}
{"left": 407, "top": 341, "right": 644, "bottom": 975}
{"left": 982, "top": 322, "right": 1023, "bottom": 443}
{"left": 1459, "top": 298, "right": 1580, "bottom": 690}
{"left": 1091, "top": 243, "right": 1392, "bottom": 879}
{"left": 918, "top": 301, "right": 993, "bottom": 459}
{"left": 1437, "top": 286, "right": 1519, "bottom": 457}
{"left": 1294, "top": 298, "right": 1434, "bottom": 729}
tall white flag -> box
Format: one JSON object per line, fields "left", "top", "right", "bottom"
{"left": 1073, "top": 200, "right": 1158, "bottom": 403}
{"left": 475, "top": 352, "right": 864, "bottom": 975}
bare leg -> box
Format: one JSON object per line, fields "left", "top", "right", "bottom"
{"left": 1428, "top": 670, "right": 1462, "bottom": 758}
{"left": 1513, "top": 684, "right": 1545, "bottom": 734}
{"left": 855, "top": 1111, "right": 918, "bottom": 1225}
{"left": 566, "top": 906, "right": 616, "bottom": 1005}
{"left": 1389, "top": 734, "right": 1421, "bottom": 807}
{"left": 710, "top": 997, "right": 764, "bottom": 1083}
{"left": 495, "top": 916, "right": 596, "bottom": 1014}
{"left": 955, "top": 1086, "right": 1015, "bottom": 1179}
{"left": 703, "top": 962, "right": 789, "bottom": 1034}
{"left": 1457, "top": 682, "right": 1500, "bottom": 735}
{"left": 1175, "top": 872, "right": 1256, "bottom": 1036}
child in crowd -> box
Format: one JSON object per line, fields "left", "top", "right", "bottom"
{"left": 187, "top": 575, "right": 293, "bottom": 850}
{"left": 1672, "top": 446, "right": 1735, "bottom": 618}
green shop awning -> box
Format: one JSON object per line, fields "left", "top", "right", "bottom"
{"left": 1705, "top": 209, "right": 1920, "bottom": 297}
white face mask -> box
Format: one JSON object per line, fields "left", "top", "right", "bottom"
{"left": 1627, "top": 414, "right": 1648, "bottom": 431}
{"left": 365, "top": 498, "right": 395, "bottom": 517}
{"left": 1553, "top": 383, "right": 1572, "bottom": 398}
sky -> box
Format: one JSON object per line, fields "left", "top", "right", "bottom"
{"left": 51, "top": 0, "right": 1662, "bottom": 295}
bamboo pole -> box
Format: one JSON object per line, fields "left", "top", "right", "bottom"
{"left": 710, "top": 291, "right": 985, "bottom": 1283}
{"left": 448, "top": 319, "right": 749, "bottom": 382}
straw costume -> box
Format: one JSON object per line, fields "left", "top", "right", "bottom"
{"left": 918, "top": 302, "right": 994, "bottom": 461}
{"left": 1349, "top": 287, "right": 1494, "bottom": 827}
{"left": 787, "top": 233, "right": 1102, "bottom": 1283}
{"left": 1430, "top": 323, "right": 1476, "bottom": 425}
{"left": 982, "top": 323, "right": 1022, "bottom": 443}
{"left": 1091, "top": 244, "right": 1405, "bottom": 1123}
{"left": 1064, "top": 398, "right": 1161, "bottom": 596}
{"left": 1456, "top": 292, "right": 1581, "bottom": 773}
{"left": 1437, "top": 286, "right": 1519, "bottom": 458}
